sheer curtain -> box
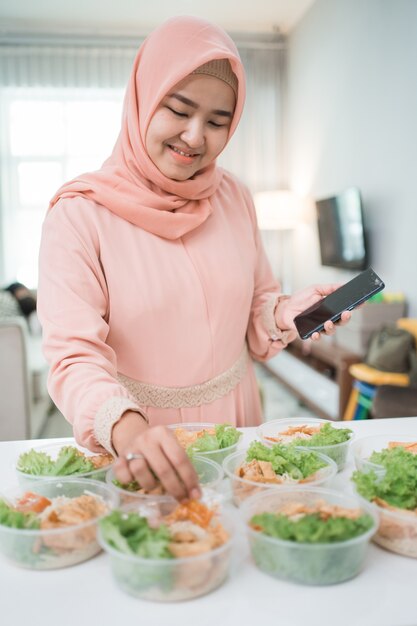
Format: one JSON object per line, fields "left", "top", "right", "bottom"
{"left": 0, "top": 37, "right": 282, "bottom": 286}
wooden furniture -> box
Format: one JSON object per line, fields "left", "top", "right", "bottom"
{"left": 344, "top": 318, "right": 417, "bottom": 420}
{"left": 261, "top": 338, "right": 361, "bottom": 421}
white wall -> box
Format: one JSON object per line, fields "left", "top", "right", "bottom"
{"left": 286, "top": 0, "right": 417, "bottom": 315}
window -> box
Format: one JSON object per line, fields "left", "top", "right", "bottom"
{"left": 0, "top": 87, "right": 123, "bottom": 286}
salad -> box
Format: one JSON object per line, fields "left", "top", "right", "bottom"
{"left": 251, "top": 500, "right": 374, "bottom": 543}
{"left": 107, "top": 455, "right": 222, "bottom": 506}
{"left": 0, "top": 482, "right": 113, "bottom": 569}
{"left": 224, "top": 442, "right": 336, "bottom": 505}
{"left": 174, "top": 424, "right": 242, "bottom": 454}
{"left": 263, "top": 422, "right": 352, "bottom": 470}
{"left": 17, "top": 445, "right": 113, "bottom": 479}
{"left": 238, "top": 441, "right": 328, "bottom": 484}
{"left": 99, "top": 500, "right": 233, "bottom": 601}
{"left": 246, "top": 494, "right": 375, "bottom": 585}
{"left": 352, "top": 442, "right": 417, "bottom": 557}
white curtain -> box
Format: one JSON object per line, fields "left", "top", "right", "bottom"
{"left": 0, "top": 37, "right": 283, "bottom": 285}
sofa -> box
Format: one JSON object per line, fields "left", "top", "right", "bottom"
{"left": 0, "top": 316, "right": 51, "bottom": 440}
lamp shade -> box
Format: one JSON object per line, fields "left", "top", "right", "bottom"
{"left": 254, "top": 190, "right": 302, "bottom": 230}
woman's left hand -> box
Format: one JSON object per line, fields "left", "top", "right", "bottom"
{"left": 276, "top": 284, "right": 352, "bottom": 342}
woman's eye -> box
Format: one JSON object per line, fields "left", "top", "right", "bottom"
{"left": 166, "top": 106, "right": 188, "bottom": 118}
{"left": 209, "top": 121, "right": 226, "bottom": 128}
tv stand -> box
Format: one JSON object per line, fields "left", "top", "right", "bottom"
{"left": 261, "top": 338, "right": 361, "bottom": 421}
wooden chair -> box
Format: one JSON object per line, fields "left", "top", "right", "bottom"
{"left": 343, "top": 318, "right": 417, "bottom": 420}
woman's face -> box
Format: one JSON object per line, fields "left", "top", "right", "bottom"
{"left": 145, "top": 74, "right": 236, "bottom": 181}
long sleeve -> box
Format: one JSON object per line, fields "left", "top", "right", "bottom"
{"left": 37, "top": 200, "right": 144, "bottom": 454}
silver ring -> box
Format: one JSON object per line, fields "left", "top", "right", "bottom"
{"left": 125, "top": 452, "right": 144, "bottom": 462}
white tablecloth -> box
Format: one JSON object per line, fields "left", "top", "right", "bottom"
{"left": 1, "top": 418, "right": 416, "bottom": 626}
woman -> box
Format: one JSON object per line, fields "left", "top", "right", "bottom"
{"left": 38, "top": 17, "right": 349, "bottom": 500}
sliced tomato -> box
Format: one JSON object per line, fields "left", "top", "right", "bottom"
{"left": 15, "top": 492, "right": 51, "bottom": 513}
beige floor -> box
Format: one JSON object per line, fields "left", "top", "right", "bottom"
{"left": 38, "top": 364, "right": 318, "bottom": 440}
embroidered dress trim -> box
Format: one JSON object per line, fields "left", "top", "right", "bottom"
{"left": 117, "top": 345, "right": 249, "bottom": 409}
{"left": 94, "top": 397, "right": 148, "bottom": 455}
{"left": 262, "top": 294, "right": 293, "bottom": 346}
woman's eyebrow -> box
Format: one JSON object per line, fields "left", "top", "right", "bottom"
{"left": 168, "top": 93, "right": 233, "bottom": 118}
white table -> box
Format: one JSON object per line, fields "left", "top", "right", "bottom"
{"left": 1, "top": 418, "right": 417, "bottom": 626}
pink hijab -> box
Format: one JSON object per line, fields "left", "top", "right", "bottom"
{"left": 49, "top": 16, "right": 246, "bottom": 239}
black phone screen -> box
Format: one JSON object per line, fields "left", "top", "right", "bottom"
{"left": 294, "top": 267, "right": 385, "bottom": 340}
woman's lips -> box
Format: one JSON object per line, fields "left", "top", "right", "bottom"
{"left": 168, "top": 145, "right": 199, "bottom": 165}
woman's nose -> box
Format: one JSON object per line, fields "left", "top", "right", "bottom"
{"left": 180, "top": 119, "right": 205, "bottom": 148}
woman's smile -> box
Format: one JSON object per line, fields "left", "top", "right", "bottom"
{"left": 146, "top": 74, "right": 235, "bottom": 181}
{"left": 167, "top": 144, "right": 202, "bottom": 165}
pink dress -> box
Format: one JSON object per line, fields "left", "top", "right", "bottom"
{"left": 38, "top": 173, "right": 290, "bottom": 454}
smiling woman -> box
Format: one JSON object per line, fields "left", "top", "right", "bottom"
{"left": 37, "top": 15, "right": 352, "bottom": 501}
{"left": 145, "top": 69, "right": 236, "bottom": 180}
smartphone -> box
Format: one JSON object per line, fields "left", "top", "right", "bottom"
{"left": 294, "top": 267, "right": 385, "bottom": 340}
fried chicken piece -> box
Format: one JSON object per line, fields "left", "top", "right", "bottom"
{"left": 40, "top": 495, "right": 108, "bottom": 553}
{"left": 258, "top": 460, "right": 277, "bottom": 479}
{"left": 41, "top": 495, "right": 107, "bottom": 529}
{"left": 237, "top": 459, "right": 283, "bottom": 484}
{"left": 89, "top": 452, "right": 113, "bottom": 468}
{"left": 277, "top": 500, "right": 362, "bottom": 521}
{"left": 174, "top": 428, "right": 216, "bottom": 449}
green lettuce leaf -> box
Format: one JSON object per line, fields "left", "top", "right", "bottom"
{"left": 246, "top": 441, "right": 326, "bottom": 480}
{"left": 214, "top": 424, "right": 242, "bottom": 448}
{"left": 251, "top": 511, "right": 374, "bottom": 543}
{"left": 16, "top": 450, "right": 55, "bottom": 475}
{"left": 187, "top": 424, "right": 242, "bottom": 455}
{"left": 100, "top": 510, "right": 173, "bottom": 559}
{"left": 188, "top": 433, "right": 219, "bottom": 454}
{"left": 48, "top": 446, "right": 95, "bottom": 476}
{"left": 17, "top": 446, "right": 95, "bottom": 476}
{"left": 352, "top": 446, "right": 417, "bottom": 510}
{"left": 294, "top": 423, "right": 352, "bottom": 447}
{"left": 0, "top": 499, "right": 40, "bottom": 530}
{"left": 112, "top": 479, "right": 141, "bottom": 492}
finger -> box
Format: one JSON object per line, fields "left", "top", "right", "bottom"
{"left": 310, "top": 331, "right": 321, "bottom": 341}
{"left": 145, "top": 446, "right": 189, "bottom": 501}
{"left": 338, "top": 310, "right": 352, "bottom": 325}
{"left": 323, "top": 320, "right": 336, "bottom": 335}
{"left": 160, "top": 436, "right": 201, "bottom": 500}
{"left": 113, "top": 457, "right": 135, "bottom": 485}
{"left": 128, "top": 457, "right": 158, "bottom": 492}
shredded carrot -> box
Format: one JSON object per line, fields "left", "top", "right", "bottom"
{"left": 166, "top": 499, "right": 214, "bottom": 528}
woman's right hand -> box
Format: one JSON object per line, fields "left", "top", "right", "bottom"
{"left": 111, "top": 411, "right": 201, "bottom": 502}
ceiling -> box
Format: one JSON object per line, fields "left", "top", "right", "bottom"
{"left": 0, "top": 0, "right": 316, "bottom": 36}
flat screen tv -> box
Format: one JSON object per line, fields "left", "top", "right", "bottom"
{"left": 316, "top": 187, "right": 368, "bottom": 271}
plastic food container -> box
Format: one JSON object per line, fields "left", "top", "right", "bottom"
{"left": 106, "top": 455, "right": 224, "bottom": 510}
{"left": 15, "top": 441, "right": 113, "bottom": 487}
{"left": 222, "top": 448, "right": 337, "bottom": 507}
{"left": 352, "top": 434, "right": 417, "bottom": 474}
{"left": 168, "top": 422, "right": 242, "bottom": 466}
{"left": 98, "top": 502, "right": 235, "bottom": 601}
{"left": 241, "top": 487, "right": 377, "bottom": 585}
{"left": 0, "top": 479, "right": 118, "bottom": 569}
{"left": 355, "top": 489, "right": 417, "bottom": 558}
{"left": 257, "top": 417, "right": 353, "bottom": 471}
